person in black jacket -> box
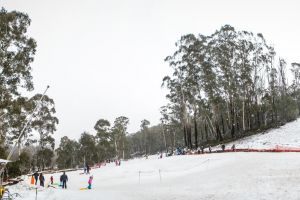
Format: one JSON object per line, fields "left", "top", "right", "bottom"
{"left": 33, "top": 172, "right": 39, "bottom": 185}
{"left": 86, "top": 165, "right": 90, "bottom": 174}
{"left": 39, "top": 173, "right": 45, "bottom": 187}
{"left": 60, "top": 172, "right": 68, "bottom": 189}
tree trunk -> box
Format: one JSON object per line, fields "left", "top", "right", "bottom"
{"left": 122, "top": 139, "right": 125, "bottom": 160}
{"left": 114, "top": 140, "right": 118, "bottom": 159}
{"left": 194, "top": 114, "right": 198, "bottom": 149}
{"left": 183, "top": 125, "right": 187, "bottom": 147}
{"left": 242, "top": 98, "right": 245, "bottom": 131}
{"left": 162, "top": 125, "right": 167, "bottom": 151}
{"left": 204, "top": 123, "right": 209, "bottom": 141}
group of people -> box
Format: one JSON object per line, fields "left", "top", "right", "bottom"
{"left": 32, "top": 172, "right": 45, "bottom": 187}
{"left": 31, "top": 171, "right": 68, "bottom": 189}
{"left": 31, "top": 170, "right": 93, "bottom": 190}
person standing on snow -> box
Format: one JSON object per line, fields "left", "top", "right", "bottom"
{"left": 39, "top": 173, "right": 45, "bottom": 187}
{"left": 60, "top": 172, "right": 68, "bottom": 189}
{"left": 50, "top": 176, "right": 54, "bottom": 184}
{"left": 86, "top": 164, "right": 90, "bottom": 174}
{"left": 87, "top": 176, "right": 93, "bottom": 189}
{"left": 33, "top": 172, "right": 39, "bottom": 185}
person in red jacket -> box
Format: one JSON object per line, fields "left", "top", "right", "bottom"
{"left": 50, "top": 176, "right": 54, "bottom": 184}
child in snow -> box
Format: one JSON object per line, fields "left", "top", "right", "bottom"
{"left": 87, "top": 176, "right": 93, "bottom": 189}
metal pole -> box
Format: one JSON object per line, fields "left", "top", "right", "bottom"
{"left": 6, "top": 86, "right": 49, "bottom": 161}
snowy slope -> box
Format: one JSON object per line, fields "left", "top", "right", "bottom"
{"left": 6, "top": 118, "right": 300, "bottom": 200}
{"left": 215, "top": 118, "right": 300, "bottom": 150}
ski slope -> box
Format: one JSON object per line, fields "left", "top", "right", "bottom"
{"left": 7, "top": 118, "right": 300, "bottom": 200}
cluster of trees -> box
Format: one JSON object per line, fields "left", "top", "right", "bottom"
{"left": 0, "top": 8, "right": 58, "bottom": 176}
{"left": 55, "top": 117, "right": 129, "bottom": 169}
{"left": 159, "top": 25, "right": 300, "bottom": 149}
{"left": 19, "top": 23, "right": 300, "bottom": 172}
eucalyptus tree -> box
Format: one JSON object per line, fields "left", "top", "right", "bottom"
{"left": 79, "top": 132, "right": 97, "bottom": 165}
{"left": 30, "top": 94, "right": 58, "bottom": 150}
{"left": 56, "top": 136, "right": 80, "bottom": 169}
{"left": 291, "top": 62, "right": 300, "bottom": 114}
{"left": 94, "top": 119, "right": 114, "bottom": 161}
{"left": 30, "top": 94, "right": 58, "bottom": 170}
{"left": 0, "top": 8, "right": 36, "bottom": 142}
{"left": 163, "top": 34, "right": 203, "bottom": 148}
{"left": 140, "top": 119, "right": 150, "bottom": 154}
{"left": 112, "top": 116, "right": 129, "bottom": 159}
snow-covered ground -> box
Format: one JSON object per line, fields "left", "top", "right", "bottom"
{"left": 7, "top": 118, "right": 300, "bottom": 200}
{"left": 215, "top": 118, "right": 300, "bottom": 150}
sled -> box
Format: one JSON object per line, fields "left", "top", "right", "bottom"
{"left": 79, "top": 188, "right": 88, "bottom": 190}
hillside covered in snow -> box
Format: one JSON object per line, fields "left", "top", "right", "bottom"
{"left": 217, "top": 118, "right": 300, "bottom": 150}
{"left": 6, "top": 118, "right": 300, "bottom": 200}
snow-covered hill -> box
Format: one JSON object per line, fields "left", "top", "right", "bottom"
{"left": 7, "top": 118, "right": 300, "bottom": 200}
{"left": 216, "top": 118, "right": 300, "bottom": 150}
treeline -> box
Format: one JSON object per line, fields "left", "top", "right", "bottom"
{"left": 55, "top": 117, "right": 129, "bottom": 169}
{"left": 55, "top": 118, "right": 180, "bottom": 169}
{"left": 125, "top": 25, "right": 300, "bottom": 156}
{"left": 159, "top": 25, "right": 300, "bottom": 149}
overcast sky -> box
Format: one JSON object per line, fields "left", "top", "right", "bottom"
{"left": 1, "top": 0, "right": 300, "bottom": 143}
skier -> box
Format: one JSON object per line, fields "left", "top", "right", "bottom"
{"left": 39, "top": 173, "right": 45, "bottom": 187}
{"left": 33, "top": 172, "right": 39, "bottom": 185}
{"left": 87, "top": 176, "right": 93, "bottom": 189}
{"left": 60, "top": 172, "right": 68, "bottom": 189}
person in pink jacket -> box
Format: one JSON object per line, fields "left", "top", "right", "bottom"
{"left": 87, "top": 176, "right": 93, "bottom": 189}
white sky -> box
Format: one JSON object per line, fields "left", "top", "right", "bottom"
{"left": 1, "top": 0, "right": 300, "bottom": 143}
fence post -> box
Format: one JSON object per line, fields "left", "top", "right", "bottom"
{"left": 159, "top": 169, "right": 162, "bottom": 182}
{"left": 139, "top": 171, "right": 141, "bottom": 184}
